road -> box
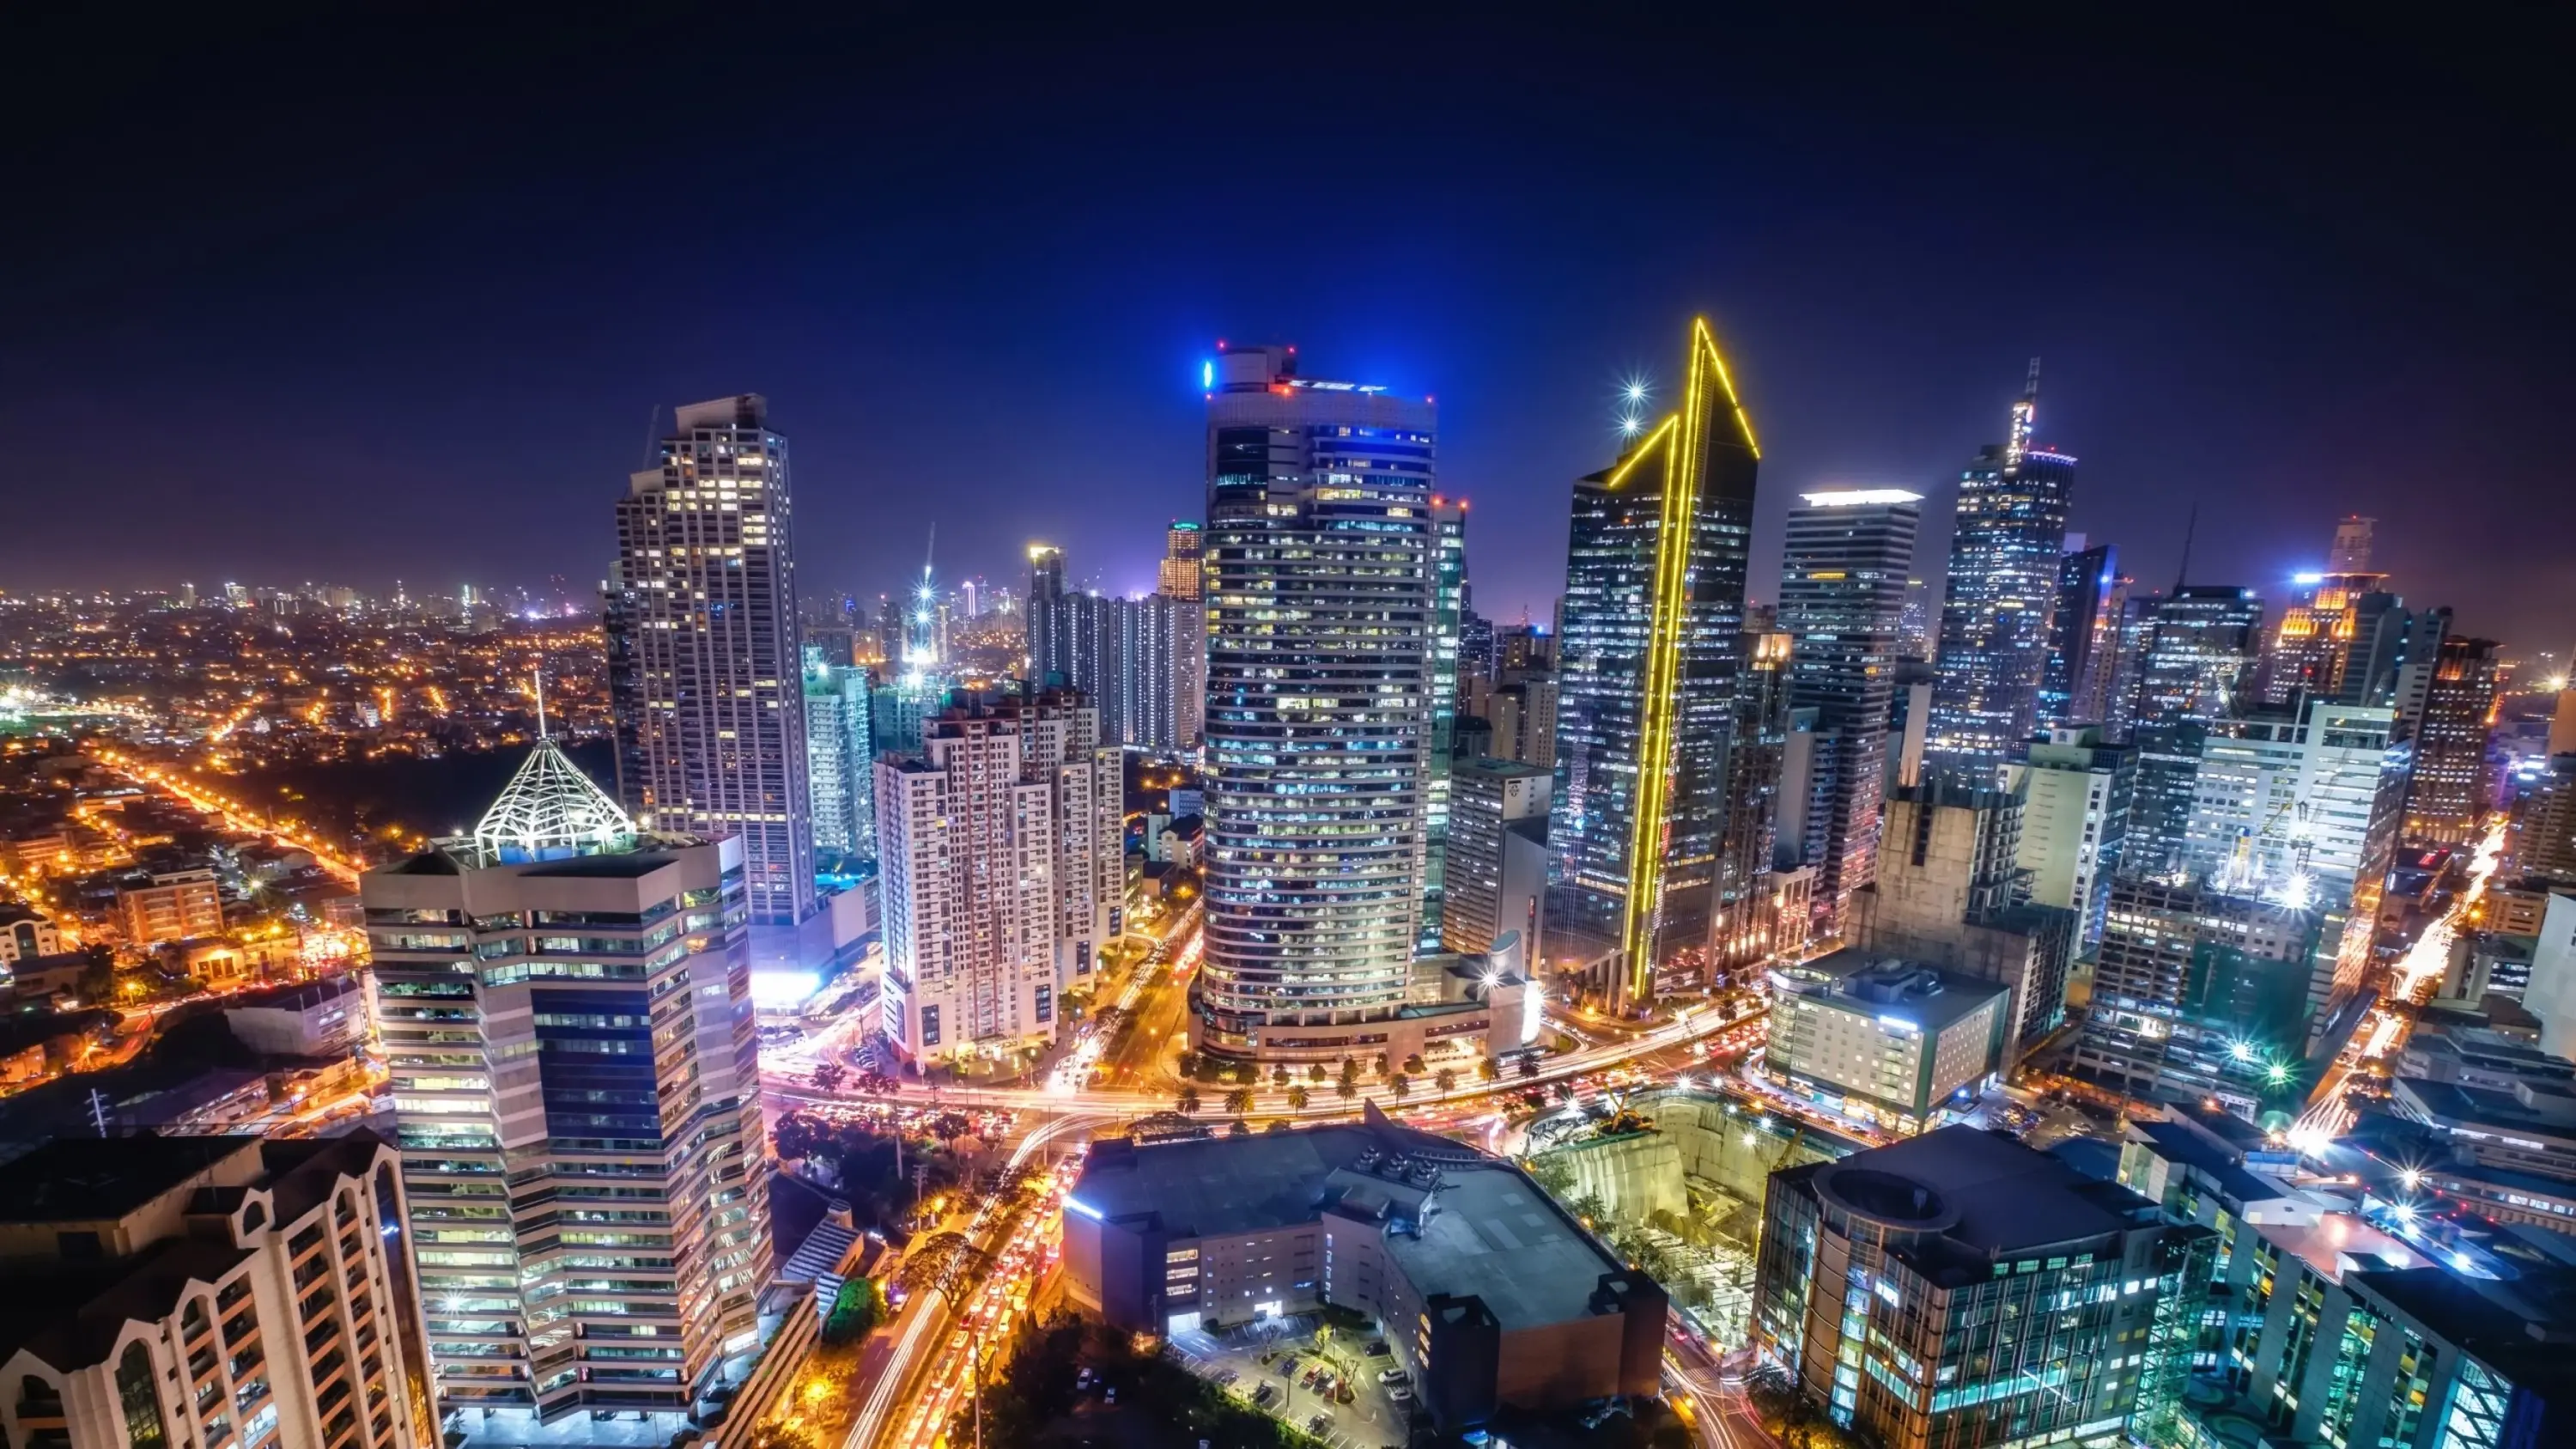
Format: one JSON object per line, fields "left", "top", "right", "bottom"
{"left": 85, "top": 745, "right": 367, "bottom": 880}
{"left": 843, "top": 1111, "right": 1113, "bottom": 1449}
{"left": 2289, "top": 819, "right": 2506, "bottom": 1152}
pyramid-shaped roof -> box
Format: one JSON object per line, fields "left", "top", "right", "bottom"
{"left": 473, "top": 739, "right": 632, "bottom": 859}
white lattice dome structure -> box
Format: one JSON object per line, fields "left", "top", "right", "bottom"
{"left": 473, "top": 739, "right": 632, "bottom": 859}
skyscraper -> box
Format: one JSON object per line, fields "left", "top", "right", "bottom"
{"left": 2004, "top": 725, "right": 2133, "bottom": 947}
{"left": 1195, "top": 344, "right": 1437, "bottom": 1062}
{"left": 365, "top": 740, "right": 769, "bottom": 1431}
{"left": 1710, "top": 628, "right": 1795, "bottom": 973}
{"left": 605, "top": 394, "right": 814, "bottom": 924}
{"left": 2038, "top": 539, "right": 2117, "bottom": 728}
{"left": 1923, "top": 362, "right": 2075, "bottom": 785}
{"left": 2404, "top": 636, "right": 2500, "bottom": 846}
{"left": 2261, "top": 516, "right": 2388, "bottom": 706}
{"left": 802, "top": 645, "right": 875, "bottom": 860}
{"left": 1777, "top": 489, "right": 1920, "bottom": 933}
{"left": 1552, "top": 320, "right": 1761, "bottom": 1003}
{"left": 1442, "top": 757, "right": 1552, "bottom": 959}
{"left": 1419, "top": 496, "right": 1468, "bottom": 951}
{"left": 877, "top": 691, "right": 1118, "bottom": 1065}
{"left": 2125, "top": 584, "right": 2267, "bottom": 874}
{"left": 2074, "top": 874, "right": 2327, "bottom": 1105}
{"left": 1158, "top": 520, "right": 1205, "bottom": 600}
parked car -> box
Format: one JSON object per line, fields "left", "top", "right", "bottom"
{"left": 1364, "top": 1340, "right": 1391, "bottom": 1358}
{"left": 1308, "top": 1415, "right": 1334, "bottom": 1436}
{"left": 1253, "top": 1384, "right": 1278, "bottom": 1407}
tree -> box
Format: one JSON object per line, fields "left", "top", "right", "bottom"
{"left": 1477, "top": 1056, "right": 1499, "bottom": 1083}
{"left": 894, "top": 1233, "right": 993, "bottom": 1306}
{"left": 856, "top": 1069, "right": 898, "bottom": 1096}
{"left": 1175, "top": 1086, "right": 1201, "bottom": 1115}
{"left": 1403, "top": 1053, "right": 1425, "bottom": 1075}
{"left": 1285, "top": 1084, "right": 1310, "bottom": 1111}
{"left": 820, "top": 1276, "right": 884, "bottom": 1344}
{"left": 1176, "top": 1050, "right": 1200, "bottom": 1080}
{"left": 1335, "top": 1059, "right": 1360, "bottom": 1100}
{"left": 1271, "top": 1064, "right": 1291, "bottom": 1089}
{"left": 1308, "top": 1062, "right": 1329, "bottom": 1085}
{"left": 1372, "top": 1051, "right": 1391, "bottom": 1078}
{"left": 812, "top": 1061, "right": 849, "bottom": 1093}
{"left": 1228, "top": 1118, "right": 1251, "bottom": 1136}
{"left": 930, "top": 1112, "right": 973, "bottom": 1145}
{"left": 1517, "top": 1053, "right": 1540, "bottom": 1081}
{"left": 1435, "top": 1068, "right": 1459, "bottom": 1095}
{"left": 1388, "top": 1074, "right": 1411, "bottom": 1100}
{"left": 771, "top": 1111, "right": 821, "bottom": 1162}
{"left": 1224, "top": 1087, "right": 1255, "bottom": 1117}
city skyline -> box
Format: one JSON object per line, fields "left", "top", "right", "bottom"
{"left": 3, "top": 12, "right": 2566, "bottom": 652}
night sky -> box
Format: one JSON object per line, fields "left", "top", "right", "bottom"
{"left": 4, "top": 8, "right": 2568, "bottom": 648}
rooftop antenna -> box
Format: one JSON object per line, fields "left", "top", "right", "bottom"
{"left": 2173, "top": 502, "right": 2199, "bottom": 593}
{"left": 641, "top": 404, "right": 661, "bottom": 469}
{"left": 533, "top": 666, "right": 548, "bottom": 740}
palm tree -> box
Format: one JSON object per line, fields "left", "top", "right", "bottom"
{"left": 1176, "top": 1086, "right": 1201, "bottom": 1115}
{"left": 1271, "top": 1064, "right": 1291, "bottom": 1089}
{"left": 1388, "top": 1074, "right": 1411, "bottom": 1100}
{"left": 1224, "top": 1087, "right": 1255, "bottom": 1117}
{"left": 1285, "top": 1084, "right": 1310, "bottom": 1111}
{"left": 1435, "top": 1068, "right": 1459, "bottom": 1095}
{"left": 1335, "top": 1061, "right": 1360, "bottom": 1100}
{"left": 1477, "top": 1056, "right": 1499, "bottom": 1083}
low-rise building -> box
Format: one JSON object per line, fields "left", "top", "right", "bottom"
{"left": 0, "top": 902, "right": 62, "bottom": 965}
{"left": 222, "top": 974, "right": 366, "bottom": 1056}
{"left": 1764, "top": 953, "right": 2009, "bottom": 1135}
{"left": 115, "top": 867, "right": 222, "bottom": 947}
{"left": 0, "top": 1130, "right": 434, "bottom": 1449}
{"left": 1062, "top": 1109, "right": 1665, "bottom": 1431}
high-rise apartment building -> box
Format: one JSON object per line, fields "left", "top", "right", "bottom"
{"left": 2004, "top": 725, "right": 2133, "bottom": 948}
{"left": 2073, "top": 874, "right": 2328, "bottom": 1107}
{"left": 1924, "top": 363, "right": 2075, "bottom": 785}
{"left": 1024, "top": 544, "right": 1072, "bottom": 683}
{"left": 363, "top": 740, "right": 769, "bottom": 1431}
{"left": 1778, "top": 490, "right": 1919, "bottom": 933}
{"left": 0, "top": 1133, "right": 435, "bottom": 1449}
{"left": 2404, "top": 636, "right": 2500, "bottom": 846}
{"left": 1441, "top": 757, "right": 1552, "bottom": 959}
{"left": 1471, "top": 675, "right": 1558, "bottom": 770}
{"left": 1552, "top": 320, "right": 1761, "bottom": 1002}
{"left": 801, "top": 646, "right": 874, "bottom": 860}
{"left": 2039, "top": 539, "right": 2117, "bottom": 728}
{"left": 1195, "top": 344, "right": 1436, "bottom": 1062}
{"left": 1753, "top": 1126, "right": 2212, "bottom": 1449}
{"left": 116, "top": 866, "right": 224, "bottom": 945}
{"left": 876, "top": 692, "right": 1118, "bottom": 1066}
{"left": 605, "top": 394, "right": 813, "bottom": 924}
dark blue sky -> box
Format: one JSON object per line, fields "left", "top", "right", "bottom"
{"left": 4, "top": 7, "right": 2568, "bottom": 650}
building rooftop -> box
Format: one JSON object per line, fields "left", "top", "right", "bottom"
{"left": 1786, "top": 1125, "right": 2163, "bottom": 1286}
{"left": 1788, "top": 952, "right": 2011, "bottom": 1035}
{"left": 2346, "top": 1263, "right": 2576, "bottom": 1403}
{"left": 1453, "top": 757, "right": 1552, "bottom": 782}
{"left": 1070, "top": 1106, "right": 1630, "bottom": 1332}
{"left": 0, "top": 1135, "right": 259, "bottom": 1223}
{"left": 2254, "top": 1213, "right": 2421, "bottom": 1283}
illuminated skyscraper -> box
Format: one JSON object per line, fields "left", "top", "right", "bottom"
{"left": 1777, "top": 489, "right": 1919, "bottom": 933}
{"left": 1158, "top": 520, "right": 1206, "bottom": 601}
{"left": 1552, "top": 320, "right": 1761, "bottom": 1003}
{"left": 2039, "top": 538, "right": 2117, "bottom": 728}
{"left": 1194, "top": 344, "right": 1437, "bottom": 1062}
{"left": 1710, "top": 628, "right": 1795, "bottom": 973}
{"left": 2404, "top": 636, "right": 2500, "bottom": 846}
{"left": 365, "top": 743, "right": 769, "bottom": 1432}
{"left": 605, "top": 394, "right": 814, "bottom": 924}
{"left": 1924, "top": 362, "right": 2075, "bottom": 785}
{"left": 1419, "top": 496, "right": 1468, "bottom": 951}
{"left": 802, "top": 644, "right": 874, "bottom": 860}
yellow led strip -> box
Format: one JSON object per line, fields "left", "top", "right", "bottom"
{"left": 1613, "top": 319, "right": 1757, "bottom": 1001}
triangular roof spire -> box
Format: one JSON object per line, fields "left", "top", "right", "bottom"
{"left": 474, "top": 740, "right": 632, "bottom": 859}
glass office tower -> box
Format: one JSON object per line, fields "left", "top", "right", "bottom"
{"left": 1553, "top": 320, "right": 1761, "bottom": 1003}
{"left": 1924, "top": 362, "right": 2075, "bottom": 786}
{"left": 1194, "top": 344, "right": 1437, "bottom": 1060}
